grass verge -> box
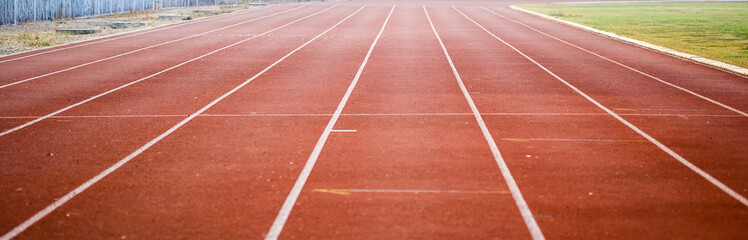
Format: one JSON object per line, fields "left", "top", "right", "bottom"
{"left": 517, "top": 2, "right": 748, "bottom": 68}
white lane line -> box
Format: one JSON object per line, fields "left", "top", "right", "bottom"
{"left": 0, "top": 5, "right": 361, "bottom": 240}
{"left": 614, "top": 108, "right": 731, "bottom": 112}
{"left": 330, "top": 129, "right": 357, "bottom": 133}
{"left": 0, "top": 5, "right": 332, "bottom": 138}
{"left": 265, "top": 6, "right": 395, "bottom": 240}
{"left": 0, "top": 5, "right": 277, "bottom": 64}
{"left": 455, "top": 7, "right": 748, "bottom": 207}
{"left": 0, "top": 115, "right": 188, "bottom": 119}
{"left": 425, "top": 6, "right": 546, "bottom": 240}
{"left": 0, "top": 5, "right": 309, "bottom": 90}
{"left": 482, "top": 7, "right": 748, "bottom": 117}
{"left": 1, "top": 112, "right": 741, "bottom": 119}
{"left": 313, "top": 189, "right": 510, "bottom": 195}
{"left": 501, "top": 138, "right": 648, "bottom": 143}
{"left": 340, "top": 113, "right": 474, "bottom": 116}
{"left": 203, "top": 113, "right": 331, "bottom": 117}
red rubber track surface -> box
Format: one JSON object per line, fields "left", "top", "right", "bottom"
{"left": 0, "top": 1, "right": 746, "bottom": 239}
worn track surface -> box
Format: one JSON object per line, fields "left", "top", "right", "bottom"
{"left": 1, "top": 1, "right": 746, "bottom": 239}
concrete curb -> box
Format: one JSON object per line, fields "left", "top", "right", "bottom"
{"left": 510, "top": 5, "right": 748, "bottom": 78}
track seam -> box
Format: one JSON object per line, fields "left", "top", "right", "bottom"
{"left": 0, "top": 4, "right": 364, "bottom": 240}
{"left": 425, "top": 6, "right": 546, "bottom": 240}
{"left": 0, "top": 4, "right": 308, "bottom": 90}
{"left": 0, "top": 5, "right": 327, "bottom": 138}
{"left": 481, "top": 7, "right": 747, "bottom": 117}
{"left": 264, "top": 5, "right": 395, "bottom": 240}
{"left": 454, "top": 6, "right": 748, "bottom": 207}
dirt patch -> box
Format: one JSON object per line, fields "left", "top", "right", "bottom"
{"left": 0, "top": 4, "right": 257, "bottom": 56}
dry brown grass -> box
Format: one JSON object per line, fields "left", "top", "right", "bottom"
{"left": 15, "top": 31, "right": 69, "bottom": 47}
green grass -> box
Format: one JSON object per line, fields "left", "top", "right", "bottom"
{"left": 518, "top": 2, "right": 748, "bottom": 68}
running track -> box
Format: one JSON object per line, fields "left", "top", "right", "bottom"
{"left": 0, "top": 1, "right": 746, "bottom": 239}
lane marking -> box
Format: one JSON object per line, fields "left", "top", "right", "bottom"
{"left": 0, "top": 114, "right": 188, "bottom": 119}
{"left": 330, "top": 129, "right": 357, "bottom": 133}
{"left": 0, "top": 112, "right": 741, "bottom": 120}
{"left": 265, "top": 6, "right": 396, "bottom": 240}
{"left": 455, "top": 7, "right": 748, "bottom": 207}
{"left": 501, "top": 138, "right": 647, "bottom": 143}
{"left": 0, "top": 5, "right": 309, "bottom": 90}
{"left": 0, "top": 5, "right": 360, "bottom": 240}
{"left": 425, "top": 6, "right": 546, "bottom": 240}
{"left": 482, "top": 7, "right": 748, "bottom": 117}
{"left": 613, "top": 108, "right": 732, "bottom": 113}
{"left": 0, "top": 5, "right": 332, "bottom": 138}
{"left": 0, "top": 5, "right": 278, "bottom": 64}
{"left": 313, "top": 189, "right": 510, "bottom": 195}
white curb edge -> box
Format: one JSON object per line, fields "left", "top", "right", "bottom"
{"left": 510, "top": 5, "right": 748, "bottom": 78}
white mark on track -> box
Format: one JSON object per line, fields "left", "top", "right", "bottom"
{"left": 330, "top": 129, "right": 357, "bottom": 133}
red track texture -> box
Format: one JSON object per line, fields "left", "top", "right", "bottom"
{"left": 0, "top": 1, "right": 746, "bottom": 239}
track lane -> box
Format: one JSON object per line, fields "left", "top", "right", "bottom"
{"left": 273, "top": 5, "right": 533, "bottom": 239}
{"left": 429, "top": 5, "right": 748, "bottom": 239}
{"left": 487, "top": 5, "right": 748, "bottom": 113}
{"left": 4, "top": 4, "right": 383, "bottom": 239}
{"left": 0, "top": 4, "right": 365, "bottom": 238}
{"left": 0, "top": 5, "right": 300, "bottom": 79}
{"left": 1, "top": 0, "right": 746, "bottom": 239}
{"left": 459, "top": 5, "right": 748, "bottom": 201}
{"left": 0, "top": 6, "right": 284, "bottom": 64}
{"left": 0, "top": 5, "right": 337, "bottom": 137}
{"left": 60, "top": 5, "right": 354, "bottom": 117}
{"left": 483, "top": 6, "right": 747, "bottom": 117}
{"left": 0, "top": 5, "right": 311, "bottom": 89}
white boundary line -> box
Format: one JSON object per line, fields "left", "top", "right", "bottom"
{"left": 509, "top": 5, "right": 748, "bottom": 77}
{"left": 0, "top": 5, "right": 309, "bottom": 90}
{"left": 0, "top": 5, "right": 332, "bottom": 138}
{"left": 0, "top": 5, "right": 277, "bottom": 64}
{"left": 482, "top": 7, "right": 747, "bottom": 117}
{"left": 264, "top": 5, "right": 395, "bottom": 240}
{"left": 425, "top": 6, "right": 546, "bottom": 240}
{"left": 0, "top": 4, "right": 359, "bottom": 240}
{"left": 453, "top": 6, "right": 748, "bottom": 207}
